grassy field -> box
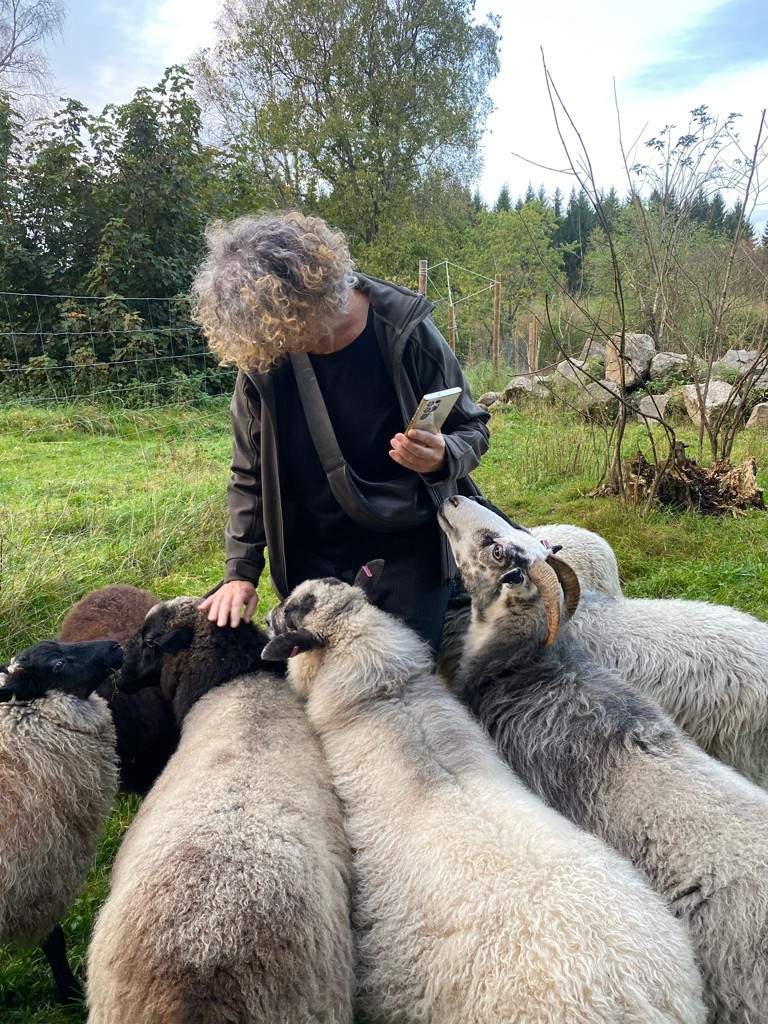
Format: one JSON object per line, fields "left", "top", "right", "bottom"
{"left": 2, "top": 373, "right": 768, "bottom": 1019}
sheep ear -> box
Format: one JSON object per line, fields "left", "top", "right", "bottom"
{"left": 261, "top": 629, "right": 322, "bottom": 661}
{"left": 0, "top": 684, "right": 18, "bottom": 702}
{"left": 353, "top": 559, "right": 385, "bottom": 596}
{"left": 547, "top": 555, "right": 580, "bottom": 619}
{"left": 153, "top": 627, "right": 194, "bottom": 654}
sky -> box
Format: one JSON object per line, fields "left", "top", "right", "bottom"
{"left": 42, "top": 0, "right": 768, "bottom": 232}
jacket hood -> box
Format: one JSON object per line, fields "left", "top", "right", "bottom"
{"left": 355, "top": 273, "right": 435, "bottom": 339}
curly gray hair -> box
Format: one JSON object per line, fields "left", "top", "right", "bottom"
{"left": 191, "top": 210, "right": 357, "bottom": 371}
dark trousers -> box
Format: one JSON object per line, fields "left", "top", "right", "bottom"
{"left": 288, "top": 518, "right": 449, "bottom": 656}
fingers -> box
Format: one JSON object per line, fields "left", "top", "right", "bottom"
{"left": 198, "top": 582, "right": 258, "bottom": 628}
{"left": 389, "top": 430, "right": 447, "bottom": 473}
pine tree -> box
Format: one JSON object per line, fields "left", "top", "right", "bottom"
{"left": 555, "top": 188, "right": 598, "bottom": 291}
{"left": 494, "top": 183, "right": 511, "bottom": 212}
{"left": 708, "top": 191, "right": 726, "bottom": 233}
{"left": 723, "top": 199, "right": 756, "bottom": 242}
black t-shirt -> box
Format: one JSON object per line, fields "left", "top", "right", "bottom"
{"left": 274, "top": 307, "right": 433, "bottom": 559}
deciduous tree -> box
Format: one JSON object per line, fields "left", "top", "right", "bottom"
{"left": 191, "top": 0, "right": 500, "bottom": 242}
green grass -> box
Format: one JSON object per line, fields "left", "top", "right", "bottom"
{"left": 2, "top": 387, "right": 768, "bottom": 1018}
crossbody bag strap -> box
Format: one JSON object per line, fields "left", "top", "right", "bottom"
{"left": 289, "top": 352, "right": 345, "bottom": 474}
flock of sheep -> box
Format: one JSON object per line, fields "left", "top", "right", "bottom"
{"left": 1, "top": 497, "right": 768, "bottom": 1022}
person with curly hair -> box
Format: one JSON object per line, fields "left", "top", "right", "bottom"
{"left": 193, "top": 210, "right": 490, "bottom": 653}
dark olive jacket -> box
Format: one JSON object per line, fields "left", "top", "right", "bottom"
{"left": 223, "top": 273, "right": 491, "bottom": 598}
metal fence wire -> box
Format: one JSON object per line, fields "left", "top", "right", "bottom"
{"left": 0, "top": 291, "right": 236, "bottom": 405}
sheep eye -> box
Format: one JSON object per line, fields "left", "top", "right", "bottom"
{"left": 491, "top": 544, "right": 505, "bottom": 562}
{"left": 52, "top": 659, "right": 65, "bottom": 673}
{"left": 144, "top": 639, "right": 157, "bottom": 649}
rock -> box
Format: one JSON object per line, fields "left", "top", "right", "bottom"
{"left": 502, "top": 376, "right": 551, "bottom": 401}
{"left": 577, "top": 339, "right": 606, "bottom": 373}
{"left": 554, "top": 358, "right": 591, "bottom": 387}
{"left": 637, "top": 393, "right": 669, "bottom": 422}
{"left": 746, "top": 403, "right": 768, "bottom": 430}
{"left": 649, "top": 353, "right": 689, "bottom": 383}
{"left": 683, "top": 380, "right": 742, "bottom": 426}
{"left": 721, "top": 349, "right": 765, "bottom": 375}
{"left": 605, "top": 333, "right": 656, "bottom": 389}
{"left": 575, "top": 380, "right": 622, "bottom": 417}
{"left": 477, "top": 391, "right": 501, "bottom": 408}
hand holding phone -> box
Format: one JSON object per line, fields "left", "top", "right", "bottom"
{"left": 405, "top": 387, "right": 462, "bottom": 434}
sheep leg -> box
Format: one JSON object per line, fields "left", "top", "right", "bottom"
{"left": 41, "top": 923, "right": 82, "bottom": 1005}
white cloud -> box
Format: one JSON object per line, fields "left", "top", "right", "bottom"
{"left": 478, "top": 0, "right": 768, "bottom": 231}
{"left": 139, "top": 0, "right": 218, "bottom": 67}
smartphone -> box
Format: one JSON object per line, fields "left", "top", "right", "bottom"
{"left": 405, "top": 386, "right": 463, "bottom": 434}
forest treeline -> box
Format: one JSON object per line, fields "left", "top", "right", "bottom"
{"left": 1, "top": 0, "right": 766, "bottom": 399}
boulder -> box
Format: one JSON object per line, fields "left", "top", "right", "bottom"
{"left": 721, "top": 349, "right": 766, "bottom": 375}
{"left": 575, "top": 379, "right": 622, "bottom": 417}
{"left": 502, "top": 376, "right": 551, "bottom": 402}
{"left": 746, "top": 403, "right": 768, "bottom": 430}
{"left": 554, "top": 358, "right": 591, "bottom": 388}
{"left": 683, "top": 380, "right": 742, "bottom": 426}
{"left": 649, "top": 352, "right": 689, "bottom": 384}
{"left": 577, "top": 339, "right": 606, "bottom": 373}
{"left": 605, "top": 333, "right": 656, "bottom": 389}
{"left": 477, "top": 391, "right": 501, "bottom": 408}
{"left": 636, "top": 393, "right": 670, "bottom": 423}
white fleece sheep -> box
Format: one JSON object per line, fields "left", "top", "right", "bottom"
{"left": 568, "top": 589, "right": 768, "bottom": 787}
{"left": 439, "top": 494, "right": 768, "bottom": 1024}
{"left": 530, "top": 522, "right": 622, "bottom": 595}
{"left": 86, "top": 597, "right": 354, "bottom": 1024}
{"left": 0, "top": 640, "right": 120, "bottom": 1004}
{"left": 263, "top": 568, "right": 706, "bottom": 1024}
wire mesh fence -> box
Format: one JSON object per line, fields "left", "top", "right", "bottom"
{"left": 0, "top": 282, "right": 559, "bottom": 416}
{"left": 0, "top": 291, "right": 237, "bottom": 406}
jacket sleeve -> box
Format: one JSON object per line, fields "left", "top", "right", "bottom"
{"left": 223, "top": 372, "right": 267, "bottom": 585}
{"left": 404, "top": 317, "right": 491, "bottom": 486}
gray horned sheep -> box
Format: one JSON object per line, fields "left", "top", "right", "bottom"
{"left": 529, "top": 522, "right": 622, "bottom": 595}
{"left": 437, "top": 519, "right": 621, "bottom": 684}
{"left": 86, "top": 597, "right": 354, "bottom": 1024}
{"left": 0, "top": 640, "right": 121, "bottom": 1004}
{"left": 439, "top": 494, "right": 768, "bottom": 1024}
{"left": 568, "top": 588, "right": 768, "bottom": 787}
{"left": 262, "top": 567, "right": 705, "bottom": 1024}
{"left": 57, "top": 583, "right": 179, "bottom": 795}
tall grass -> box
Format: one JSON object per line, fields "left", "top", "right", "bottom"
{"left": 2, "top": 388, "right": 768, "bottom": 1018}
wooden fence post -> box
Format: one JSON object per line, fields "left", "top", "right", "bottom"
{"left": 447, "top": 303, "right": 456, "bottom": 352}
{"left": 492, "top": 274, "right": 501, "bottom": 375}
{"left": 418, "top": 260, "right": 428, "bottom": 297}
{"left": 528, "top": 318, "right": 539, "bottom": 373}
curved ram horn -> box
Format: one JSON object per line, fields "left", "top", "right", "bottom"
{"left": 527, "top": 560, "right": 562, "bottom": 647}
{"left": 547, "top": 555, "right": 581, "bottom": 620}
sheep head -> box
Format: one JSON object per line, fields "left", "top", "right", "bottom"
{"left": 438, "top": 495, "right": 580, "bottom": 647}
{"left": 0, "top": 640, "right": 124, "bottom": 702}
{"left": 120, "top": 597, "right": 274, "bottom": 724}
{"left": 262, "top": 561, "right": 427, "bottom": 704}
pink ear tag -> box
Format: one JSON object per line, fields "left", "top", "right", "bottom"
{"left": 362, "top": 564, "right": 373, "bottom": 577}
{"left": 289, "top": 645, "right": 300, "bottom": 658}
